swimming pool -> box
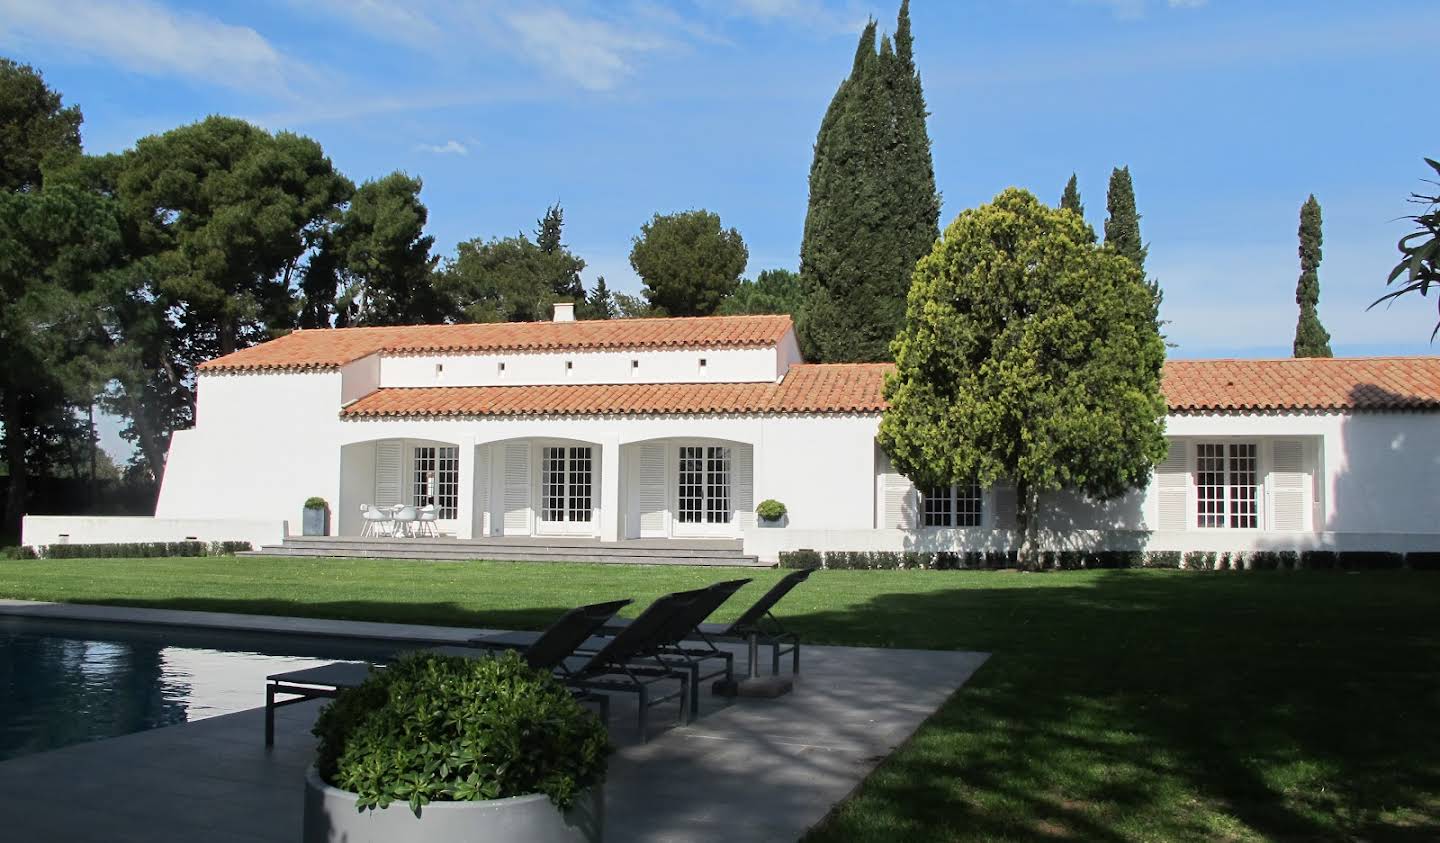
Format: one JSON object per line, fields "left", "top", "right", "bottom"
{"left": 0, "top": 617, "right": 404, "bottom": 761}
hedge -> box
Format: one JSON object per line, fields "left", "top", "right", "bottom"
{"left": 9, "top": 541, "right": 254, "bottom": 560}
{"left": 777, "top": 548, "right": 1440, "bottom": 572}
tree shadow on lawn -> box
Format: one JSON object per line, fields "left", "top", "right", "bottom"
{"left": 793, "top": 570, "right": 1440, "bottom": 842}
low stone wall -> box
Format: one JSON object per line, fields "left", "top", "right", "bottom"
{"left": 742, "top": 526, "right": 1440, "bottom": 563}
{"left": 21, "top": 515, "right": 286, "bottom": 552}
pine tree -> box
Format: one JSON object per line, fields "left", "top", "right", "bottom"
{"left": 1060, "top": 174, "right": 1084, "bottom": 216}
{"left": 1293, "top": 195, "right": 1333, "bottom": 357}
{"left": 798, "top": 2, "right": 939, "bottom": 362}
{"left": 584, "top": 276, "right": 616, "bottom": 320}
{"left": 1105, "top": 166, "right": 1162, "bottom": 326}
{"left": 535, "top": 202, "right": 585, "bottom": 302}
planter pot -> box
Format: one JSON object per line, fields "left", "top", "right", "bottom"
{"left": 759, "top": 514, "right": 788, "bottom": 528}
{"left": 302, "top": 507, "right": 329, "bottom": 536}
{"left": 302, "top": 767, "right": 604, "bottom": 843}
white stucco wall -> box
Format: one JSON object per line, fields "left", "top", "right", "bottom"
{"left": 378, "top": 346, "right": 784, "bottom": 388}
{"left": 134, "top": 362, "right": 1440, "bottom": 557}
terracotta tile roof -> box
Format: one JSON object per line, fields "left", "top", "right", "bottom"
{"left": 1162, "top": 357, "right": 1440, "bottom": 412}
{"left": 198, "top": 315, "right": 795, "bottom": 372}
{"left": 341, "top": 363, "right": 893, "bottom": 418}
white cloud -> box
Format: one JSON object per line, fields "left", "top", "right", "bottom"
{"left": 415, "top": 139, "right": 468, "bottom": 155}
{"left": 296, "top": 0, "right": 443, "bottom": 49}
{"left": 503, "top": 7, "right": 670, "bottom": 91}
{"left": 0, "top": 0, "right": 302, "bottom": 95}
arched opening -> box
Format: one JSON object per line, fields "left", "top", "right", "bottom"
{"left": 339, "top": 437, "right": 461, "bottom": 537}
{"left": 619, "top": 437, "right": 754, "bottom": 540}
{"left": 473, "top": 437, "right": 604, "bottom": 539}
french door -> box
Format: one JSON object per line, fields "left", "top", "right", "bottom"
{"left": 538, "top": 445, "right": 595, "bottom": 535}
{"left": 674, "top": 445, "right": 733, "bottom": 536}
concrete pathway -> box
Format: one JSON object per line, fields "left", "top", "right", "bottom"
{"left": 0, "top": 603, "right": 988, "bottom": 842}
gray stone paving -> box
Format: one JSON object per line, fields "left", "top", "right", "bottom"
{"left": 0, "top": 603, "right": 987, "bottom": 842}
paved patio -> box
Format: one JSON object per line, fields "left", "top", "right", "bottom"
{"left": 0, "top": 603, "right": 987, "bottom": 842}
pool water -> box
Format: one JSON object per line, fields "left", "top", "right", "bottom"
{"left": 0, "top": 617, "right": 400, "bottom": 761}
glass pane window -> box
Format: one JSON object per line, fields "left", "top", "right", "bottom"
{"left": 542, "top": 446, "right": 593, "bottom": 523}
{"left": 1195, "top": 442, "right": 1258, "bottom": 529}
{"left": 677, "top": 445, "right": 731, "bottom": 524}
{"left": 412, "top": 445, "right": 458, "bottom": 520}
{"left": 922, "top": 482, "right": 983, "bottom": 528}
{"left": 568, "top": 447, "right": 593, "bottom": 522}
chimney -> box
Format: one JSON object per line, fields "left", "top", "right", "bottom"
{"left": 552, "top": 302, "right": 576, "bottom": 322}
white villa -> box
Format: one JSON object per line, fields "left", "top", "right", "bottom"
{"left": 23, "top": 306, "right": 1440, "bottom": 560}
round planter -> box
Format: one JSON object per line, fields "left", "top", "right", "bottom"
{"left": 302, "top": 767, "right": 604, "bottom": 843}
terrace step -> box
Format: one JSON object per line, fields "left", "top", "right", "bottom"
{"left": 240, "top": 536, "right": 771, "bottom": 568}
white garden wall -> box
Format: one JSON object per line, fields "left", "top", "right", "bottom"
{"left": 22, "top": 516, "right": 284, "bottom": 551}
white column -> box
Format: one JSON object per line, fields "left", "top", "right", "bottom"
{"left": 456, "top": 435, "right": 476, "bottom": 539}
{"left": 599, "top": 433, "right": 622, "bottom": 542}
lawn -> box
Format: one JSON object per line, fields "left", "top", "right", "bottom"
{"left": 2, "top": 557, "right": 1438, "bottom": 841}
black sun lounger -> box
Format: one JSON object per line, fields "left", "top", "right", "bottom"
{"left": 469, "top": 588, "right": 712, "bottom": 740}
{"left": 606, "top": 567, "right": 815, "bottom": 679}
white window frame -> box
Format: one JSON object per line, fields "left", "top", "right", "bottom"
{"left": 1193, "top": 440, "right": 1262, "bottom": 530}
{"left": 920, "top": 482, "right": 984, "bottom": 528}
{"left": 538, "top": 444, "right": 594, "bottom": 530}
{"left": 675, "top": 443, "right": 733, "bottom": 532}
{"left": 411, "top": 444, "right": 459, "bottom": 520}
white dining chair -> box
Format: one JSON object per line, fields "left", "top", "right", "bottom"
{"left": 392, "top": 505, "right": 419, "bottom": 538}
{"left": 360, "top": 504, "right": 394, "bottom": 538}
{"left": 416, "top": 505, "right": 439, "bottom": 538}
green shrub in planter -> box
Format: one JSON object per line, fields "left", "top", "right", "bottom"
{"left": 779, "top": 549, "right": 822, "bottom": 569}
{"left": 755, "top": 500, "right": 787, "bottom": 522}
{"left": 313, "top": 651, "right": 611, "bottom": 814}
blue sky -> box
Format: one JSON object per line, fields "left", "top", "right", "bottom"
{"left": 3, "top": 0, "right": 1439, "bottom": 453}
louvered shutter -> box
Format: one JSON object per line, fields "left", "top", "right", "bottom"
{"left": 638, "top": 443, "right": 666, "bottom": 537}
{"left": 374, "top": 440, "right": 403, "bottom": 507}
{"left": 882, "top": 473, "right": 917, "bottom": 529}
{"left": 474, "top": 446, "right": 491, "bottom": 536}
{"left": 1269, "top": 440, "right": 1306, "bottom": 531}
{"left": 733, "top": 444, "right": 754, "bottom": 528}
{"left": 1155, "top": 440, "right": 1189, "bottom": 531}
{"left": 502, "top": 442, "right": 531, "bottom": 534}
{"left": 991, "top": 483, "right": 1017, "bottom": 530}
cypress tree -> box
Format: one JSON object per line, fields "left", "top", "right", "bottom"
{"left": 1104, "top": 166, "right": 1146, "bottom": 271}
{"left": 1293, "top": 195, "right": 1333, "bottom": 357}
{"left": 1105, "top": 165, "right": 1161, "bottom": 325}
{"left": 798, "top": 2, "right": 939, "bottom": 362}
{"left": 1060, "top": 173, "right": 1084, "bottom": 216}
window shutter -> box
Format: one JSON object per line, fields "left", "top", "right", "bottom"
{"left": 1269, "top": 439, "right": 1306, "bottom": 531}
{"left": 474, "top": 446, "right": 491, "bottom": 535}
{"left": 882, "top": 472, "right": 916, "bottom": 529}
{"left": 991, "top": 483, "right": 1017, "bottom": 530}
{"left": 502, "top": 442, "right": 531, "bottom": 534}
{"left": 1156, "top": 440, "right": 1188, "bottom": 531}
{"left": 638, "top": 443, "right": 666, "bottom": 536}
{"left": 374, "top": 440, "right": 403, "bottom": 507}
{"left": 734, "top": 444, "right": 754, "bottom": 528}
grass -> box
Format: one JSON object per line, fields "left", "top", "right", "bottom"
{"left": 2, "top": 557, "right": 1438, "bottom": 841}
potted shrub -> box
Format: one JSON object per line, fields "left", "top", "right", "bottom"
{"left": 304, "top": 651, "right": 610, "bottom": 843}
{"left": 756, "top": 499, "right": 787, "bottom": 527}
{"left": 303, "top": 497, "right": 329, "bottom": 536}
